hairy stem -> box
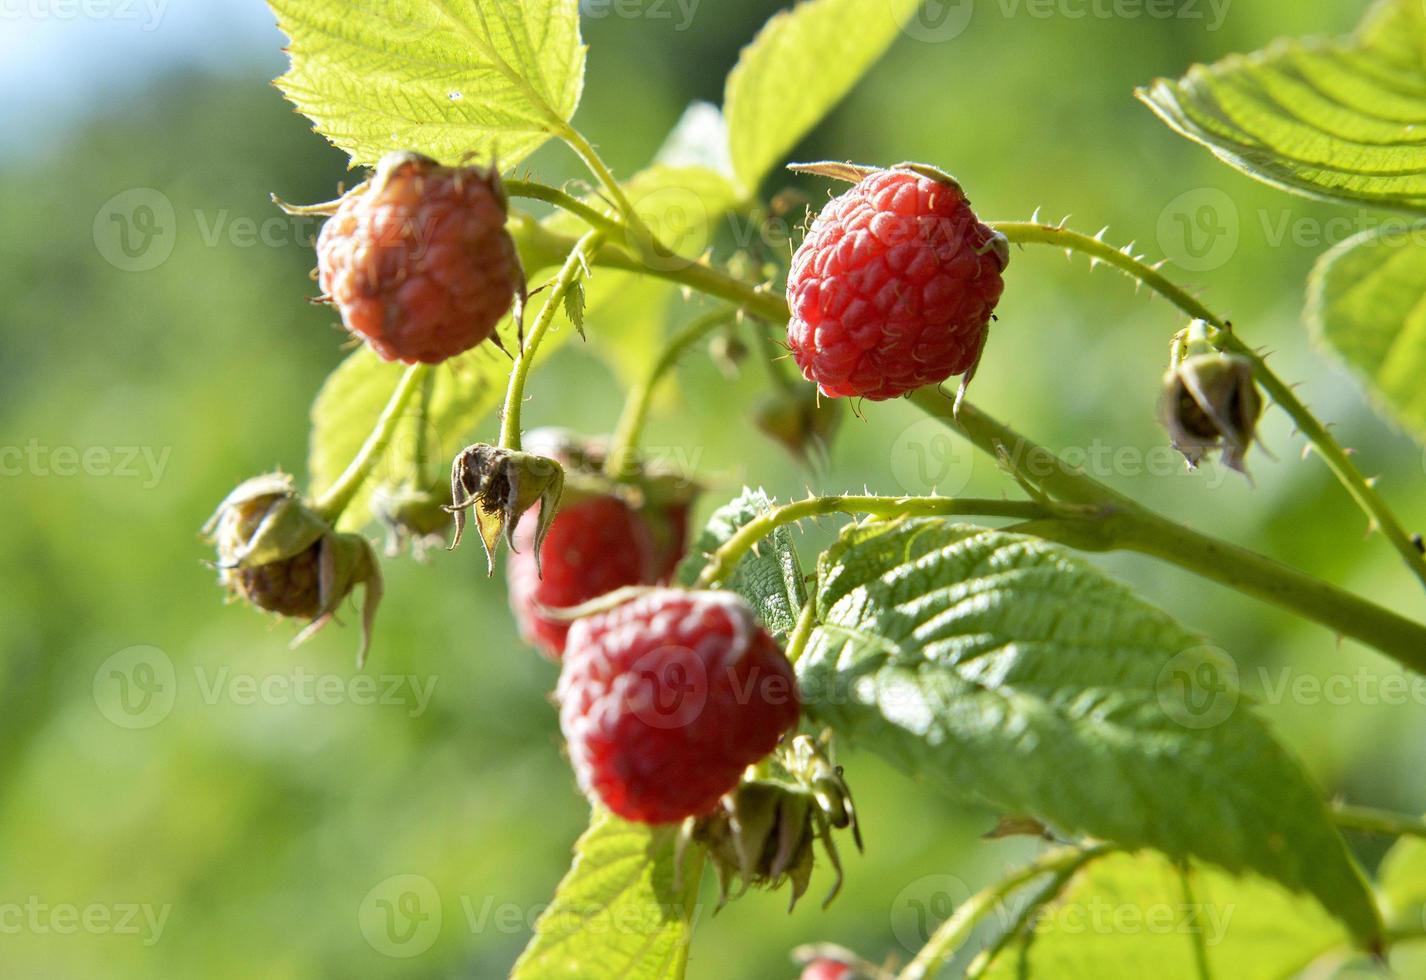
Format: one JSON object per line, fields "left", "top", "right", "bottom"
{"left": 605, "top": 307, "right": 737, "bottom": 480}
{"left": 499, "top": 231, "right": 603, "bottom": 451}
{"left": 695, "top": 494, "right": 1053, "bottom": 589}
{"left": 990, "top": 221, "right": 1426, "bottom": 593}
{"left": 312, "top": 363, "right": 430, "bottom": 523}
{"left": 900, "top": 844, "right": 1115, "bottom": 980}
{"left": 913, "top": 389, "right": 1426, "bottom": 673}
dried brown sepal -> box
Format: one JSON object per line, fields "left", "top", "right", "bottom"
{"left": 446, "top": 445, "right": 564, "bottom": 574}
{"left": 683, "top": 734, "right": 861, "bottom": 913}
{"left": 755, "top": 386, "right": 842, "bottom": 466}
{"left": 1161, "top": 321, "right": 1265, "bottom": 478}
{"left": 203, "top": 472, "right": 383, "bottom": 666}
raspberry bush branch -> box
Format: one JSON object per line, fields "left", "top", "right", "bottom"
{"left": 991, "top": 220, "right": 1426, "bottom": 593}
{"left": 693, "top": 494, "right": 1055, "bottom": 590}
{"left": 913, "top": 390, "right": 1426, "bottom": 671}
{"left": 311, "top": 362, "right": 430, "bottom": 524}
{"left": 498, "top": 230, "right": 604, "bottom": 452}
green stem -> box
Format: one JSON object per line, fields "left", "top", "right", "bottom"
{"left": 900, "top": 844, "right": 1114, "bottom": 980}
{"left": 499, "top": 231, "right": 603, "bottom": 451}
{"left": 964, "top": 850, "right": 1104, "bottom": 979}
{"left": 504, "top": 178, "right": 627, "bottom": 239}
{"left": 1331, "top": 803, "right": 1426, "bottom": 840}
{"left": 912, "top": 389, "right": 1426, "bottom": 674}
{"left": 312, "top": 363, "right": 429, "bottom": 523}
{"left": 784, "top": 599, "right": 818, "bottom": 667}
{"left": 605, "top": 307, "right": 736, "bottom": 479}
{"left": 556, "top": 125, "right": 652, "bottom": 241}
{"left": 991, "top": 221, "right": 1426, "bottom": 593}
{"left": 413, "top": 367, "right": 437, "bottom": 488}
{"left": 695, "top": 494, "right": 1053, "bottom": 589}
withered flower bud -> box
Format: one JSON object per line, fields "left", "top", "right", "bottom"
{"left": 682, "top": 734, "right": 860, "bottom": 911}
{"left": 446, "top": 444, "right": 564, "bottom": 573}
{"left": 755, "top": 386, "right": 841, "bottom": 465}
{"left": 1160, "top": 320, "right": 1264, "bottom": 477}
{"left": 372, "top": 479, "right": 453, "bottom": 560}
{"left": 203, "top": 473, "right": 383, "bottom": 666}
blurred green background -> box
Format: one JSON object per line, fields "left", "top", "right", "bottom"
{"left": 4, "top": 1, "right": 1425, "bottom": 976}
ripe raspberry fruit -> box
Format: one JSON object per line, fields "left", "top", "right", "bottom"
{"left": 506, "top": 495, "right": 662, "bottom": 659}
{"left": 558, "top": 590, "right": 800, "bottom": 824}
{"left": 316, "top": 151, "right": 523, "bottom": 364}
{"left": 786, "top": 165, "right": 1008, "bottom": 400}
{"left": 801, "top": 961, "right": 855, "bottom": 980}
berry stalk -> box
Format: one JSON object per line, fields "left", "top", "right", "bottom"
{"left": 312, "top": 362, "right": 430, "bottom": 524}
{"left": 990, "top": 220, "right": 1426, "bottom": 594}
{"left": 499, "top": 231, "right": 604, "bottom": 452}
{"left": 604, "top": 306, "right": 737, "bottom": 480}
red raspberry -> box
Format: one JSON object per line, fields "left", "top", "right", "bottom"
{"left": 557, "top": 590, "right": 800, "bottom": 824}
{"left": 507, "top": 495, "right": 661, "bottom": 659}
{"left": 316, "top": 152, "right": 522, "bottom": 364}
{"left": 802, "top": 961, "right": 855, "bottom": 980}
{"left": 786, "top": 167, "right": 1008, "bottom": 400}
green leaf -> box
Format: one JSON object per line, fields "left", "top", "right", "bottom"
{"left": 269, "top": 0, "right": 585, "bottom": 167}
{"left": 655, "top": 102, "right": 734, "bottom": 178}
{"left": 1308, "top": 226, "right": 1426, "bottom": 443}
{"left": 796, "top": 518, "right": 1380, "bottom": 944}
{"left": 675, "top": 488, "right": 807, "bottom": 640}
{"left": 980, "top": 852, "right": 1351, "bottom": 979}
{"left": 1378, "top": 829, "right": 1426, "bottom": 932}
{"left": 1137, "top": 0, "right": 1426, "bottom": 212}
{"left": 724, "top": 0, "right": 923, "bottom": 194}
{"left": 511, "top": 810, "right": 703, "bottom": 980}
